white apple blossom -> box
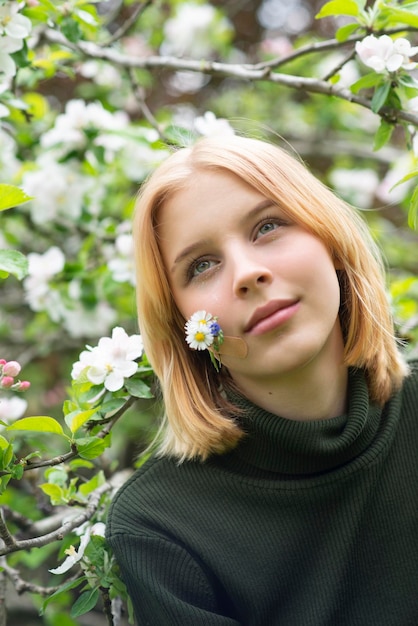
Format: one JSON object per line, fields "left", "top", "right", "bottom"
{"left": 62, "top": 301, "right": 117, "bottom": 339}
{"left": 355, "top": 35, "right": 418, "bottom": 74}
{"left": 107, "top": 232, "right": 135, "bottom": 285}
{"left": 0, "top": 3, "right": 32, "bottom": 39}
{"left": 119, "top": 140, "right": 169, "bottom": 181}
{"left": 161, "top": 3, "right": 231, "bottom": 58}
{"left": 166, "top": 70, "right": 210, "bottom": 96}
{"left": 41, "top": 99, "right": 129, "bottom": 160}
{"left": 71, "top": 327, "right": 143, "bottom": 392}
{"left": 0, "top": 396, "right": 27, "bottom": 424}
{"left": 79, "top": 60, "right": 123, "bottom": 88}
{"left": 0, "top": 127, "right": 19, "bottom": 179}
{"left": 21, "top": 155, "right": 96, "bottom": 224}
{"left": 0, "top": 35, "right": 24, "bottom": 77}
{"left": 194, "top": 111, "right": 235, "bottom": 137}
{"left": 49, "top": 522, "right": 106, "bottom": 575}
{"left": 23, "top": 247, "right": 65, "bottom": 313}
{"left": 0, "top": 83, "right": 10, "bottom": 117}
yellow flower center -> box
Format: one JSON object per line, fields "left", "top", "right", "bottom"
{"left": 195, "top": 331, "right": 206, "bottom": 342}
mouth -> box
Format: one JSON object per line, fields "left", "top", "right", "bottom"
{"left": 244, "top": 299, "right": 300, "bottom": 336}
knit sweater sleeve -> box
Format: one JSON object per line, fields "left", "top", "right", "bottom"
{"left": 108, "top": 531, "right": 241, "bottom": 626}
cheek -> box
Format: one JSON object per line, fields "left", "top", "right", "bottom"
{"left": 175, "top": 272, "right": 230, "bottom": 318}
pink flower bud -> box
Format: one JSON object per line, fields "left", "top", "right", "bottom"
{"left": 17, "top": 381, "right": 31, "bottom": 392}
{"left": 1, "top": 376, "right": 14, "bottom": 389}
{"left": 0, "top": 359, "right": 6, "bottom": 366}
{"left": 3, "top": 361, "right": 21, "bottom": 377}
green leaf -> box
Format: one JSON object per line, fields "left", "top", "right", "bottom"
{"left": 40, "top": 483, "right": 65, "bottom": 505}
{"left": 65, "top": 408, "right": 97, "bottom": 434}
{"left": 0, "top": 435, "right": 10, "bottom": 450}
{"left": 390, "top": 169, "right": 418, "bottom": 189}
{"left": 7, "top": 416, "right": 65, "bottom": 436}
{"left": 0, "top": 475, "right": 11, "bottom": 493}
{"left": 40, "top": 577, "right": 86, "bottom": 615}
{"left": 371, "top": 81, "right": 391, "bottom": 113}
{"left": 124, "top": 377, "right": 153, "bottom": 399}
{"left": 0, "top": 184, "right": 32, "bottom": 211}
{"left": 335, "top": 22, "right": 361, "bottom": 42}
{"left": 75, "top": 435, "right": 110, "bottom": 460}
{"left": 70, "top": 588, "right": 99, "bottom": 618}
{"left": 386, "top": 8, "right": 418, "bottom": 28}
{"left": 373, "top": 118, "right": 394, "bottom": 150}
{"left": 0, "top": 250, "right": 28, "bottom": 280}
{"left": 78, "top": 470, "right": 105, "bottom": 497}
{"left": 408, "top": 186, "right": 418, "bottom": 230}
{"left": 316, "top": 0, "right": 361, "bottom": 19}
{"left": 60, "top": 17, "right": 83, "bottom": 43}
{"left": 350, "top": 72, "right": 383, "bottom": 94}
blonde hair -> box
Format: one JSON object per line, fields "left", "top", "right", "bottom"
{"left": 133, "top": 135, "right": 408, "bottom": 461}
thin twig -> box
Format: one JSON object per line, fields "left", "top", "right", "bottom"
{"left": 126, "top": 68, "right": 167, "bottom": 139}
{"left": 0, "top": 510, "right": 18, "bottom": 549}
{"left": 102, "top": 1, "right": 153, "bottom": 46}
{"left": 321, "top": 50, "right": 357, "bottom": 82}
{"left": 0, "top": 556, "right": 81, "bottom": 596}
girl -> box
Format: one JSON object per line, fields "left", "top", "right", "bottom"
{"left": 106, "top": 135, "right": 418, "bottom": 625}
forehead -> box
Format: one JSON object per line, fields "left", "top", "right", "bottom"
{"left": 158, "top": 169, "right": 265, "bottom": 225}
{"left": 156, "top": 170, "right": 273, "bottom": 269}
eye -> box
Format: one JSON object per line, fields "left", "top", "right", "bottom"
{"left": 255, "top": 218, "right": 282, "bottom": 239}
{"left": 258, "top": 221, "right": 277, "bottom": 236}
{"left": 186, "top": 257, "right": 218, "bottom": 281}
{"left": 193, "top": 259, "right": 214, "bottom": 275}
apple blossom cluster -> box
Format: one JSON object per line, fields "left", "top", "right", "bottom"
{"left": 71, "top": 327, "right": 144, "bottom": 392}
{"left": 356, "top": 35, "right": 418, "bottom": 74}
{"left": 0, "top": 2, "right": 31, "bottom": 117}
{"left": 22, "top": 245, "right": 118, "bottom": 339}
{"left": 0, "top": 2, "right": 31, "bottom": 78}
{"left": 21, "top": 99, "right": 169, "bottom": 226}
{"left": 0, "top": 359, "right": 30, "bottom": 392}
{"left": 106, "top": 227, "right": 136, "bottom": 286}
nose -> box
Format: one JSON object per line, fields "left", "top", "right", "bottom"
{"left": 231, "top": 250, "right": 273, "bottom": 297}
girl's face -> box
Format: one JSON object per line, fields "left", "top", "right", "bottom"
{"left": 158, "top": 169, "right": 344, "bottom": 391}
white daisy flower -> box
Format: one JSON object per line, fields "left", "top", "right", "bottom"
{"left": 184, "top": 311, "right": 225, "bottom": 370}
{"left": 185, "top": 322, "right": 214, "bottom": 350}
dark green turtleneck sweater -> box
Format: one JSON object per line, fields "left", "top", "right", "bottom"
{"left": 106, "top": 364, "right": 418, "bottom": 625}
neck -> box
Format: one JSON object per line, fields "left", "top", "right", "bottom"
{"left": 231, "top": 331, "right": 348, "bottom": 422}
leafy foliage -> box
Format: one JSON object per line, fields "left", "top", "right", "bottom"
{"left": 0, "top": 1, "right": 417, "bottom": 625}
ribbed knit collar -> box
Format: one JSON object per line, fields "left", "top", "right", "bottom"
{"left": 224, "top": 369, "right": 383, "bottom": 476}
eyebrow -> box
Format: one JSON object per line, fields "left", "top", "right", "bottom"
{"left": 171, "top": 199, "right": 274, "bottom": 273}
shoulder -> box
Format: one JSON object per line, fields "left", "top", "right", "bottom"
{"left": 106, "top": 454, "right": 210, "bottom": 536}
{"left": 393, "top": 358, "right": 418, "bottom": 434}
{"left": 402, "top": 358, "right": 418, "bottom": 397}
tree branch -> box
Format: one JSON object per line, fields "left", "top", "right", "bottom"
{"left": 42, "top": 29, "right": 418, "bottom": 128}
{"left": 0, "top": 481, "right": 110, "bottom": 556}
{"left": 251, "top": 26, "right": 418, "bottom": 71}
{"left": 0, "top": 469, "right": 131, "bottom": 557}
{"left": 0, "top": 557, "right": 80, "bottom": 596}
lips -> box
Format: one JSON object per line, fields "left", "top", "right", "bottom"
{"left": 244, "top": 299, "right": 299, "bottom": 335}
